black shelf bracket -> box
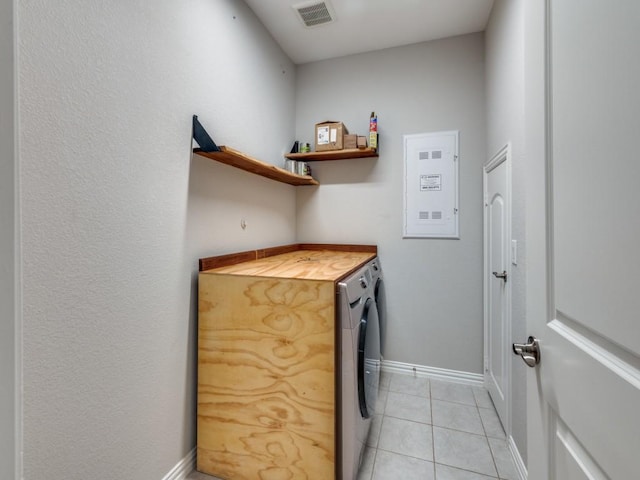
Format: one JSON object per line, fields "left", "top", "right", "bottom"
{"left": 192, "top": 115, "right": 220, "bottom": 153}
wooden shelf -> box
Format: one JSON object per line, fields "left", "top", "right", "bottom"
{"left": 285, "top": 147, "right": 378, "bottom": 161}
{"left": 194, "top": 146, "right": 318, "bottom": 186}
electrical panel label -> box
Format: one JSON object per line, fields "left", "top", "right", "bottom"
{"left": 420, "top": 174, "right": 442, "bottom": 191}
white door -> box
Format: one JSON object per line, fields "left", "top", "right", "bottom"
{"left": 484, "top": 146, "right": 510, "bottom": 431}
{"left": 524, "top": 1, "right": 640, "bottom": 478}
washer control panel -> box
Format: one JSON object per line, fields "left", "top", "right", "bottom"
{"left": 339, "top": 265, "right": 373, "bottom": 304}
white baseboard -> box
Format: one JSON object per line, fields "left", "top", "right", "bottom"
{"left": 508, "top": 435, "right": 527, "bottom": 480}
{"left": 381, "top": 359, "right": 484, "bottom": 386}
{"left": 162, "top": 448, "right": 196, "bottom": 480}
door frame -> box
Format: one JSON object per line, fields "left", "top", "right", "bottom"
{"left": 0, "top": 0, "right": 20, "bottom": 476}
{"left": 523, "top": 0, "right": 547, "bottom": 476}
{"left": 482, "top": 143, "right": 512, "bottom": 437}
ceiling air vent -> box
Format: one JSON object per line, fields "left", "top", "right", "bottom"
{"left": 293, "top": 1, "right": 336, "bottom": 28}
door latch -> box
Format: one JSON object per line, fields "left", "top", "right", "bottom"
{"left": 512, "top": 336, "right": 540, "bottom": 368}
{"left": 492, "top": 270, "right": 508, "bottom": 283}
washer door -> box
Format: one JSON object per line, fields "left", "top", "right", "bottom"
{"left": 357, "top": 298, "right": 381, "bottom": 418}
{"left": 374, "top": 277, "right": 386, "bottom": 357}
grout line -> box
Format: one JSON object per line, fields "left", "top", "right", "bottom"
{"left": 387, "top": 389, "right": 431, "bottom": 400}
{"left": 375, "top": 445, "right": 435, "bottom": 465}
{"left": 434, "top": 461, "right": 499, "bottom": 479}
{"left": 477, "top": 388, "right": 489, "bottom": 437}
{"left": 430, "top": 397, "right": 477, "bottom": 407}
{"left": 474, "top": 385, "right": 502, "bottom": 479}
{"left": 430, "top": 379, "right": 436, "bottom": 479}
{"left": 484, "top": 413, "right": 502, "bottom": 479}
{"left": 432, "top": 423, "right": 492, "bottom": 440}
{"left": 367, "top": 445, "right": 378, "bottom": 480}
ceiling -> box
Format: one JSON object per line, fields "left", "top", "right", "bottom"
{"left": 243, "top": 0, "right": 495, "bottom": 64}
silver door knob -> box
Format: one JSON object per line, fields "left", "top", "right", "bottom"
{"left": 493, "top": 271, "right": 508, "bottom": 282}
{"left": 512, "top": 336, "right": 540, "bottom": 367}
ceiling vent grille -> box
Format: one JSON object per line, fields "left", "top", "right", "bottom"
{"left": 293, "top": 1, "right": 335, "bottom": 28}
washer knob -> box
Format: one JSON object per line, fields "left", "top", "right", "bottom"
{"left": 359, "top": 277, "right": 368, "bottom": 289}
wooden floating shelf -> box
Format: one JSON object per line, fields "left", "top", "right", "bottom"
{"left": 194, "top": 146, "right": 319, "bottom": 186}
{"left": 285, "top": 147, "right": 378, "bottom": 161}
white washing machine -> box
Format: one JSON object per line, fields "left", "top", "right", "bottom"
{"left": 338, "top": 264, "right": 381, "bottom": 480}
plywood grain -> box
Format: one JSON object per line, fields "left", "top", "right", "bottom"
{"left": 197, "top": 274, "right": 336, "bottom": 479}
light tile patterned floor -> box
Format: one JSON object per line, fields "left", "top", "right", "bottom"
{"left": 186, "top": 372, "right": 519, "bottom": 480}
{"left": 360, "top": 372, "right": 519, "bottom": 480}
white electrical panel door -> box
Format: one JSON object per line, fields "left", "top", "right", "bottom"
{"left": 403, "top": 131, "right": 459, "bottom": 238}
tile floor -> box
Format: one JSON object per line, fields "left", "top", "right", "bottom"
{"left": 358, "top": 372, "right": 519, "bottom": 480}
{"left": 186, "top": 372, "right": 519, "bottom": 480}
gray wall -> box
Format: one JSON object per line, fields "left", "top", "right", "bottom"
{"left": 17, "top": 0, "right": 297, "bottom": 478}
{"left": 485, "top": 0, "right": 527, "bottom": 463}
{"left": 295, "top": 34, "right": 487, "bottom": 374}
{"left": 0, "top": 0, "right": 16, "bottom": 477}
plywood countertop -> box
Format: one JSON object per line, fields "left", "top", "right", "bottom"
{"left": 201, "top": 249, "right": 376, "bottom": 281}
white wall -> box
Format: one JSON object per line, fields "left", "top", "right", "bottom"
{"left": 295, "top": 34, "right": 486, "bottom": 373}
{"left": 1, "top": 0, "right": 16, "bottom": 476}
{"left": 485, "top": 0, "right": 527, "bottom": 463}
{"left": 17, "top": 0, "right": 296, "bottom": 478}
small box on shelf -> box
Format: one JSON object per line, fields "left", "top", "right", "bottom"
{"left": 344, "top": 134, "right": 357, "bottom": 149}
{"left": 315, "top": 121, "right": 348, "bottom": 151}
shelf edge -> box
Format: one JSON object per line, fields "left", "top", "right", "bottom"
{"left": 284, "top": 148, "right": 378, "bottom": 161}
{"left": 194, "top": 147, "right": 318, "bottom": 186}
